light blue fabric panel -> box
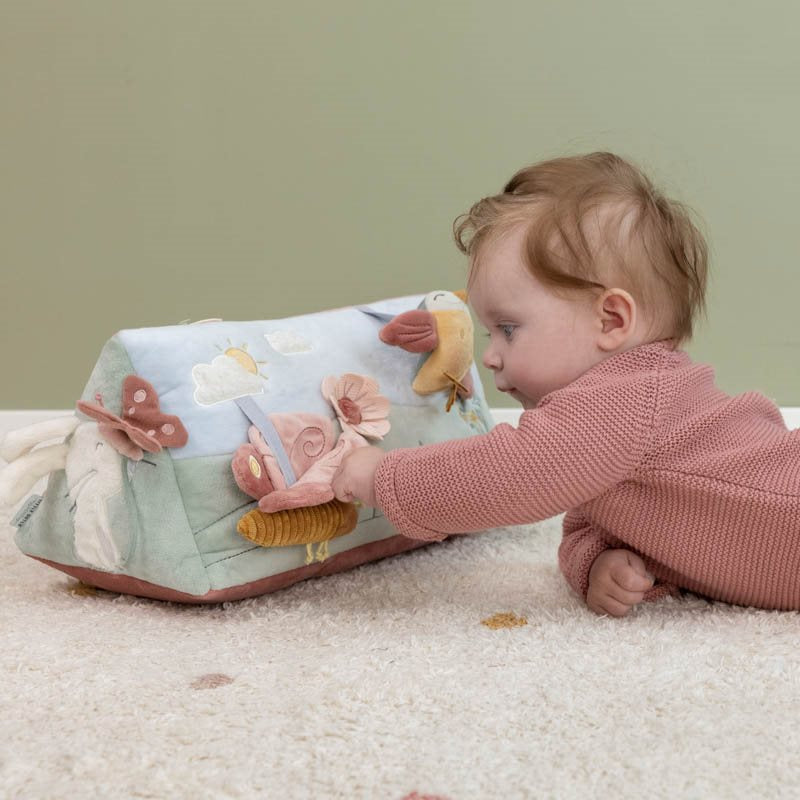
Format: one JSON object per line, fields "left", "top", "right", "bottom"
{"left": 115, "top": 294, "right": 476, "bottom": 461}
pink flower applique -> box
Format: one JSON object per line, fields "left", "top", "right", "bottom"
{"left": 321, "top": 373, "right": 390, "bottom": 440}
{"left": 76, "top": 375, "right": 189, "bottom": 461}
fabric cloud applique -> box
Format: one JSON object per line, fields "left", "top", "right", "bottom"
{"left": 264, "top": 330, "right": 313, "bottom": 355}
{"left": 192, "top": 355, "right": 265, "bottom": 406}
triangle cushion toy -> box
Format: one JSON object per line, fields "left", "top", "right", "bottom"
{"left": 0, "top": 292, "right": 494, "bottom": 603}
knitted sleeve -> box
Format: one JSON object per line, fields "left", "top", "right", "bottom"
{"left": 373, "top": 370, "right": 657, "bottom": 541}
{"left": 558, "top": 511, "right": 681, "bottom": 602}
{"left": 557, "top": 515, "right": 613, "bottom": 598}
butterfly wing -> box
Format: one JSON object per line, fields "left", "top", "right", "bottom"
{"left": 77, "top": 399, "right": 151, "bottom": 457}
{"left": 76, "top": 400, "right": 124, "bottom": 426}
{"left": 120, "top": 376, "right": 188, "bottom": 450}
{"left": 98, "top": 423, "right": 145, "bottom": 461}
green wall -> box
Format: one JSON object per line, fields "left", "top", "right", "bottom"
{"left": 2, "top": 1, "right": 799, "bottom": 409}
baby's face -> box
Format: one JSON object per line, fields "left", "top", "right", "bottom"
{"left": 468, "top": 225, "right": 608, "bottom": 409}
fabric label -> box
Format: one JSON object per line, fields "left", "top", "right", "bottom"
{"left": 11, "top": 494, "right": 44, "bottom": 528}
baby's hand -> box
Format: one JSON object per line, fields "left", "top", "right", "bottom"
{"left": 331, "top": 445, "right": 385, "bottom": 508}
{"left": 586, "top": 549, "right": 655, "bottom": 617}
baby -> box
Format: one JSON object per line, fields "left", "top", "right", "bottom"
{"left": 332, "top": 151, "right": 800, "bottom": 617}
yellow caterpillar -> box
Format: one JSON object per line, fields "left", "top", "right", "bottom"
{"left": 237, "top": 499, "right": 359, "bottom": 564}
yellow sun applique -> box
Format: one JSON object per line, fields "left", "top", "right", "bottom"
{"left": 216, "top": 340, "right": 269, "bottom": 380}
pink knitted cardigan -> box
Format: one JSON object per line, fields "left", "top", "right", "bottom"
{"left": 374, "top": 340, "right": 800, "bottom": 610}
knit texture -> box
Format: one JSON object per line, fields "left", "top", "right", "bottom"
{"left": 374, "top": 340, "right": 800, "bottom": 610}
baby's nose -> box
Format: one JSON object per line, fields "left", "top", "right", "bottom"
{"left": 482, "top": 347, "right": 500, "bottom": 371}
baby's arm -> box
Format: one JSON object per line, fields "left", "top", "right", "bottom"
{"left": 372, "top": 387, "right": 655, "bottom": 541}
{"left": 559, "top": 518, "right": 680, "bottom": 615}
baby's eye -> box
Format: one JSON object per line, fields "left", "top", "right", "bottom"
{"left": 499, "top": 324, "right": 515, "bottom": 340}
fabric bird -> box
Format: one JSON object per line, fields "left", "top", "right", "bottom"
{"left": 379, "top": 290, "right": 474, "bottom": 411}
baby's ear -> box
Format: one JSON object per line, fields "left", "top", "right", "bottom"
{"left": 596, "top": 288, "right": 637, "bottom": 350}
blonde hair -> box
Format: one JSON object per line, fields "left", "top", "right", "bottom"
{"left": 454, "top": 151, "right": 710, "bottom": 345}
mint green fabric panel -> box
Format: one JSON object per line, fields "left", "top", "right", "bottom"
{"left": 15, "top": 332, "right": 210, "bottom": 596}
{"left": 193, "top": 502, "right": 258, "bottom": 570}
{"left": 201, "top": 525, "right": 310, "bottom": 588}
{"left": 171, "top": 454, "right": 270, "bottom": 585}
{"left": 78, "top": 333, "right": 208, "bottom": 594}
{"left": 16, "top": 437, "right": 209, "bottom": 596}
{"left": 172, "top": 453, "right": 254, "bottom": 534}
{"left": 124, "top": 447, "right": 209, "bottom": 596}
{"left": 15, "top": 335, "right": 140, "bottom": 571}
{"left": 168, "top": 439, "right": 402, "bottom": 591}
{"left": 190, "top": 482, "right": 379, "bottom": 588}
{"left": 77, "top": 334, "right": 135, "bottom": 413}
{"left": 15, "top": 471, "right": 83, "bottom": 567}
{"left": 180, "top": 398, "right": 491, "bottom": 591}
{"left": 377, "top": 397, "right": 492, "bottom": 454}
{"left": 15, "top": 451, "right": 141, "bottom": 578}
{"left": 201, "top": 505, "right": 394, "bottom": 591}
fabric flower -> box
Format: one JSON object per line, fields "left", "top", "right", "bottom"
{"left": 321, "top": 374, "right": 390, "bottom": 440}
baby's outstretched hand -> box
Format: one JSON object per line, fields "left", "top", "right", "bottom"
{"left": 586, "top": 549, "right": 655, "bottom": 617}
{"left": 331, "top": 445, "right": 385, "bottom": 508}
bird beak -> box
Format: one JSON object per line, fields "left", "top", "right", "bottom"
{"left": 453, "top": 289, "right": 467, "bottom": 303}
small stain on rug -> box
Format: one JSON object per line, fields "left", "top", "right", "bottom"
{"left": 190, "top": 673, "right": 234, "bottom": 690}
{"left": 481, "top": 611, "right": 528, "bottom": 629}
{"left": 400, "top": 793, "right": 451, "bottom": 800}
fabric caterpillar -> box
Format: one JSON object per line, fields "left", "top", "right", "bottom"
{"left": 236, "top": 499, "right": 358, "bottom": 548}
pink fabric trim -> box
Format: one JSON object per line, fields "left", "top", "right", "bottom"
{"left": 29, "top": 534, "right": 434, "bottom": 604}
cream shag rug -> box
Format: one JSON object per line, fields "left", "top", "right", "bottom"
{"left": 2, "top": 514, "right": 800, "bottom": 799}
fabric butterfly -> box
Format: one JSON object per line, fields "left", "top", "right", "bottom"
{"left": 76, "top": 375, "right": 189, "bottom": 461}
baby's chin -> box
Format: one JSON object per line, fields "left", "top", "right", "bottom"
{"left": 509, "top": 390, "right": 537, "bottom": 410}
